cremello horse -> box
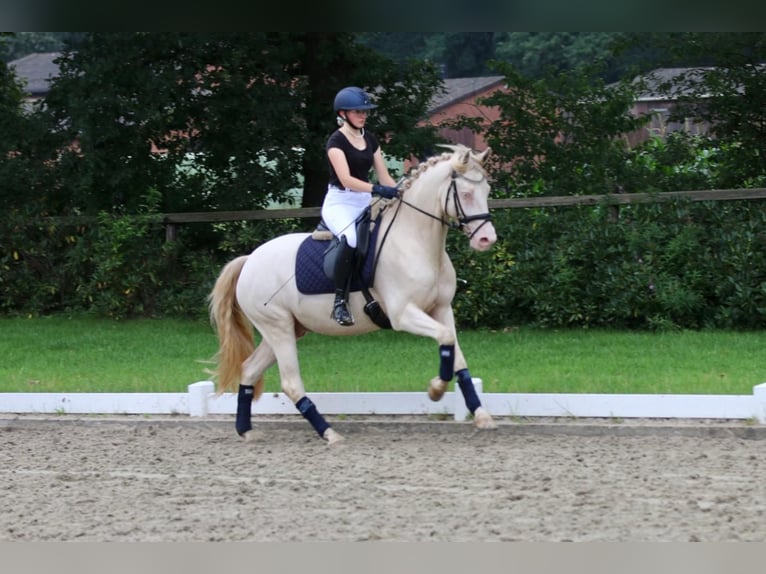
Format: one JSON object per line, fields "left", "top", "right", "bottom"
{"left": 209, "top": 145, "right": 498, "bottom": 444}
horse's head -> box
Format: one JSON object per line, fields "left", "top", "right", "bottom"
{"left": 444, "top": 145, "right": 497, "bottom": 252}
{"left": 399, "top": 145, "right": 497, "bottom": 252}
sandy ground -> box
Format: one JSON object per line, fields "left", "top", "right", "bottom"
{"left": 1, "top": 414, "right": 764, "bottom": 542}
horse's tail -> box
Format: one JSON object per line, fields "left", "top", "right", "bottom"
{"left": 208, "top": 255, "right": 254, "bottom": 395}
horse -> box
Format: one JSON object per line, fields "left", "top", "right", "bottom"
{"left": 208, "top": 144, "right": 498, "bottom": 444}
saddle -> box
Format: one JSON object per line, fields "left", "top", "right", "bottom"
{"left": 295, "top": 206, "right": 391, "bottom": 329}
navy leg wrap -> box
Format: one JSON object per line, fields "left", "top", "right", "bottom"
{"left": 296, "top": 396, "right": 330, "bottom": 438}
{"left": 439, "top": 344, "right": 455, "bottom": 381}
{"left": 236, "top": 384, "right": 254, "bottom": 436}
{"left": 456, "top": 368, "right": 481, "bottom": 414}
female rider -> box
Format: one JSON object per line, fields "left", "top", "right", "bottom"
{"left": 322, "top": 86, "right": 399, "bottom": 326}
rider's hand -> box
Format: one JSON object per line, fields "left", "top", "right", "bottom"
{"left": 371, "top": 184, "right": 399, "bottom": 199}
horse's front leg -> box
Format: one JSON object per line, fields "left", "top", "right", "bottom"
{"left": 393, "top": 302, "right": 496, "bottom": 429}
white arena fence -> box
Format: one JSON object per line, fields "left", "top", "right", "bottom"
{"left": 1, "top": 380, "right": 765, "bottom": 423}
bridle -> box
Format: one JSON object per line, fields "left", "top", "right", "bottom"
{"left": 396, "top": 169, "right": 493, "bottom": 240}
{"left": 369, "top": 166, "right": 493, "bottom": 289}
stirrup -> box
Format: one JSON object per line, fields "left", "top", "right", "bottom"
{"left": 332, "top": 299, "right": 355, "bottom": 326}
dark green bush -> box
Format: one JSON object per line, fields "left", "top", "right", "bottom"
{"left": 3, "top": 196, "right": 765, "bottom": 330}
{"left": 3, "top": 128, "right": 765, "bottom": 329}
{"left": 1, "top": 209, "right": 89, "bottom": 314}
{"left": 0, "top": 193, "right": 303, "bottom": 320}
{"left": 448, "top": 199, "right": 766, "bottom": 330}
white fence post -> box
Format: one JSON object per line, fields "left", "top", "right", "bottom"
{"left": 188, "top": 381, "right": 214, "bottom": 417}
{"left": 754, "top": 383, "right": 766, "bottom": 424}
{"left": 454, "top": 377, "right": 483, "bottom": 421}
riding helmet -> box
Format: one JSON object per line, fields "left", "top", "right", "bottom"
{"left": 333, "top": 86, "right": 377, "bottom": 112}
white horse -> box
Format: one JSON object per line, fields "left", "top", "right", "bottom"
{"left": 208, "top": 144, "right": 498, "bottom": 444}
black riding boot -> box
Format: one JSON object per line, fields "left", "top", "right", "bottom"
{"left": 332, "top": 237, "right": 356, "bottom": 326}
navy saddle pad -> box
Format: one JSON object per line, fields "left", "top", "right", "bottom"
{"left": 295, "top": 231, "right": 378, "bottom": 295}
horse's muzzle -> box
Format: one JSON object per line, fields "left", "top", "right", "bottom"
{"left": 469, "top": 221, "right": 497, "bottom": 251}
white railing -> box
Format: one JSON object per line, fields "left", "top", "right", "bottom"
{"left": 2, "top": 380, "right": 765, "bottom": 423}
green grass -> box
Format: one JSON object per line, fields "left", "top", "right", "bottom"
{"left": 1, "top": 316, "right": 765, "bottom": 395}
{"left": 1, "top": 316, "right": 216, "bottom": 393}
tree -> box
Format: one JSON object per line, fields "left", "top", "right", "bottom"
{"left": 0, "top": 55, "right": 24, "bottom": 152}
{"left": 440, "top": 33, "right": 497, "bottom": 77}
{"left": 0, "top": 53, "right": 63, "bottom": 214}
{"left": 44, "top": 33, "right": 309, "bottom": 214}
{"left": 0, "top": 57, "right": 28, "bottom": 210}
{"left": 479, "top": 61, "right": 647, "bottom": 197}
{"left": 494, "top": 33, "right": 630, "bottom": 81}
{"left": 355, "top": 33, "right": 434, "bottom": 68}
{"left": 40, "top": 33, "right": 443, "bottom": 216}
{"left": 359, "top": 32, "right": 678, "bottom": 82}
{"left": 358, "top": 32, "right": 496, "bottom": 78}
{"left": 296, "top": 33, "right": 444, "bottom": 208}
{"left": 0, "top": 32, "right": 84, "bottom": 62}
{"left": 646, "top": 33, "right": 766, "bottom": 187}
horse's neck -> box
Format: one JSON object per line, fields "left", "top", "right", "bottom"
{"left": 383, "top": 167, "right": 451, "bottom": 257}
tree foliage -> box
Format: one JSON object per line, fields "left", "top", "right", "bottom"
{"left": 43, "top": 33, "right": 308, "bottom": 214}
{"left": 36, "top": 32, "right": 442, "bottom": 216}
{"left": 0, "top": 53, "right": 63, "bottom": 215}
{"left": 3, "top": 32, "right": 766, "bottom": 327}
{"left": 494, "top": 33, "right": 627, "bottom": 81}
{"left": 479, "top": 61, "right": 647, "bottom": 197}
{"left": 358, "top": 32, "right": 662, "bottom": 81}
{"left": 646, "top": 33, "right": 766, "bottom": 188}
{"left": 292, "top": 33, "right": 443, "bottom": 209}
{"left": 0, "top": 32, "right": 85, "bottom": 62}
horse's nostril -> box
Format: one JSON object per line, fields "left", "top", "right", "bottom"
{"left": 474, "top": 234, "right": 496, "bottom": 251}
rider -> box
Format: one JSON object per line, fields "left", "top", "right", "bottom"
{"left": 322, "top": 86, "right": 399, "bottom": 326}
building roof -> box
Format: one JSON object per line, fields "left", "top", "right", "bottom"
{"left": 8, "top": 52, "right": 61, "bottom": 96}
{"left": 634, "top": 67, "right": 709, "bottom": 101}
{"left": 429, "top": 75, "right": 505, "bottom": 113}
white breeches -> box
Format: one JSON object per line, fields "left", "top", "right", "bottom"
{"left": 320, "top": 185, "right": 371, "bottom": 248}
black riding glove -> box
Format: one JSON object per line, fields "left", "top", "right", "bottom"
{"left": 371, "top": 184, "right": 399, "bottom": 199}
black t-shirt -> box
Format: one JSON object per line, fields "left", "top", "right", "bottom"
{"left": 326, "top": 129, "right": 380, "bottom": 188}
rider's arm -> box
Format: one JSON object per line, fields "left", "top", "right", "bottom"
{"left": 372, "top": 148, "right": 397, "bottom": 188}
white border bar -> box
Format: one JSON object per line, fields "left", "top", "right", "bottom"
{"left": 1, "top": 381, "right": 764, "bottom": 422}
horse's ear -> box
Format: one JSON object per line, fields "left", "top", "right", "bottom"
{"left": 460, "top": 149, "right": 470, "bottom": 166}
{"left": 475, "top": 147, "right": 491, "bottom": 164}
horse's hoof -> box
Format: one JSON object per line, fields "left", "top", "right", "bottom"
{"left": 428, "top": 376, "right": 448, "bottom": 402}
{"left": 323, "top": 427, "right": 345, "bottom": 445}
{"left": 473, "top": 407, "right": 498, "bottom": 430}
{"left": 240, "top": 429, "right": 257, "bottom": 442}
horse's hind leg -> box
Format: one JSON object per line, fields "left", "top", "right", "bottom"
{"left": 237, "top": 324, "right": 312, "bottom": 440}
{"left": 236, "top": 341, "right": 277, "bottom": 438}
{"left": 264, "top": 325, "right": 343, "bottom": 445}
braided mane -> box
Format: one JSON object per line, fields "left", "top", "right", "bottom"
{"left": 399, "top": 144, "right": 488, "bottom": 193}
